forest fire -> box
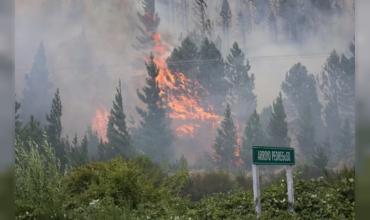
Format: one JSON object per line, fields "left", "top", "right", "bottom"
{"left": 91, "top": 107, "right": 109, "bottom": 143}
{"left": 151, "top": 32, "right": 221, "bottom": 137}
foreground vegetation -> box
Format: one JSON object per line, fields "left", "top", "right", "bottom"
{"left": 15, "top": 140, "right": 354, "bottom": 220}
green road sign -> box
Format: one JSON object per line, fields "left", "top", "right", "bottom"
{"left": 252, "top": 146, "right": 295, "bottom": 165}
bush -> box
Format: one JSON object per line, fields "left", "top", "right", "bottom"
{"left": 181, "top": 168, "right": 354, "bottom": 220}
{"left": 181, "top": 171, "right": 237, "bottom": 201}
{"left": 15, "top": 143, "right": 354, "bottom": 220}
{"left": 63, "top": 156, "right": 191, "bottom": 219}
{"left": 185, "top": 191, "right": 256, "bottom": 219}
{"left": 63, "top": 157, "right": 166, "bottom": 210}
{"left": 15, "top": 136, "right": 65, "bottom": 219}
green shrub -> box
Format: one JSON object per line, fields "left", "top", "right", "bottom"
{"left": 15, "top": 142, "right": 354, "bottom": 220}
{"left": 15, "top": 136, "right": 65, "bottom": 219}
{"left": 63, "top": 156, "right": 191, "bottom": 219}
{"left": 182, "top": 168, "right": 354, "bottom": 220}
{"left": 63, "top": 157, "right": 164, "bottom": 210}
{"left": 181, "top": 171, "right": 237, "bottom": 201}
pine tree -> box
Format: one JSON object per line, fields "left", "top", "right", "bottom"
{"left": 97, "top": 140, "right": 107, "bottom": 161}
{"left": 135, "top": 0, "right": 160, "bottom": 50}
{"left": 19, "top": 116, "right": 44, "bottom": 152}
{"left": 282, "top": 63, "right": 323, "bottom": 126}
{"left": 268, "top": 92, "right": 290, "bottom": 146}
{"left": 225, "top": 42, "right": 256, "bottom": 123}
{"left": 173, "top": 154, "right": 189, "bottom": 172}
{"left": 312, "top": 146, "right": 328, "bottom": 171}
{"left": 198, "top": 38, "right": 227, "bottom": 112}
{"left": 277, "top": 0, "right": 301, "bottom": 42}
{"left": 68, "top": 134, "right": 89, "bottom": 167}
{"left": 136, "top": 54, "right": 173, "bottom": 162}
{"left": 21, "top": 42, "right": 52, "bottom": 124}
{"left": 260, "top": 106, "right": 272, "bottom": 136}
{"left": 296, "top": 104, "right": 317, "bottom": 160}
{"left": 46, "top": 89, "right": 66, "bottom": 170}
{"left": 324, "top": 98, "right": 341, "bottom": 159}
{"left": 193, "top": 0, "right": 212, "bottom": 37}
{"left": 242, "top": 110, "right": 265, "bottom": 168}
{"left": 72, "top": 133, "right": 78, "bottom": 148}
{"left": 339, "top": 118, "right": 354, "bottom": 165}
{"left": 213, "top": 104, "right": 237, "bottom": 171}
{"left": 318, "top": 46, "right": 355, "bottom": 161}
{"left": 179, "top": 154, "right": 188, "bottom": 171}
{"left": 220, "top": 0, "right": 232, "bottom": 32}
{"left": 87, "top": 126, "right": 99, "bottom": 160}
{"left": 220, "top": 0, "right": 232, "bottom": 50}
{"left": 167, "top": 36, "right": 199, "bottom": 79}
{"left": 106, "top": 80, "right": 133, "bottom": 158}
{"left": 281, "top": 63, "right": 324, "bottom": 154}
{"left": 80, "top": 134, "right": 89, "bottom": 164}
{"left": 68, "top": 133, "right": 80, "bottom": 167}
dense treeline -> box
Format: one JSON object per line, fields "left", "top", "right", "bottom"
{"left": 17, "top": 38, "right": 355, "bottom": 173}
{"left": 19, "top": 0, "right": 355, "bottom": 171}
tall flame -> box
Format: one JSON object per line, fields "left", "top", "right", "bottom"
{"left": 91, "top": 107, "right": 109, "bottom": 143}
{"left": 150, "top": 32, "right": 221, "bottom": 137}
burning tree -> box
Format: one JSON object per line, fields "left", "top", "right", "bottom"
{"left": 135, "top": 0, "right": 160, "bottom": 50}
{"left": 136, "top": 54, "right": 174, "bottom": 162}
{"left": 167, "top": 36, "right": 199, "bottom": 80}
{"left": 151, "top": 32, "right": 221, "bottom": 139}
{"left": 193, "top": 0, "right": 212, "bottom": 38}
{"left": 212, "top": 104, "right": 238, "bottom": 171}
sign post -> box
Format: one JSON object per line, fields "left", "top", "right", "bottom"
{"left": 251, "top": 146, "right": 295, "bottom": 216}
{"left": 252, "top": 164, "right": 261, "bottom": 216}
{"left": 286, "top": 165, "right": 294, "bottom": 212}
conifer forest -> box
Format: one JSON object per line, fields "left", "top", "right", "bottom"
{"left": 14, "top": 0, "right": 355, "bottom": 219}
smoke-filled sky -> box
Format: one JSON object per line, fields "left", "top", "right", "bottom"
{"left": 15, "top": 0, "right": 354, "bottom": 139}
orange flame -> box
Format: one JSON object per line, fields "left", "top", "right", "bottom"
{"left": 176, "top": 124, "right": 200, "bottom": 138}
{"left": 91, "top": 107, "right": 109, "bottom": 143}
{"left": 150, "top": 32, "right": 221, "bottom": 137}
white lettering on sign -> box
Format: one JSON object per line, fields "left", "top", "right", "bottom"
{"left": 258, "top": 150, "right": 271, "bottom": 161}
{"left": 272, "top": 151, "right": 291, "bottom": 162}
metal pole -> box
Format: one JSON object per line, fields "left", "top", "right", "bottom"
{"left": 286, "top": 165, "right": 294, "bottom": 212}
{"left": 252, "top": 164, "right": 261, "bottom": 216}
